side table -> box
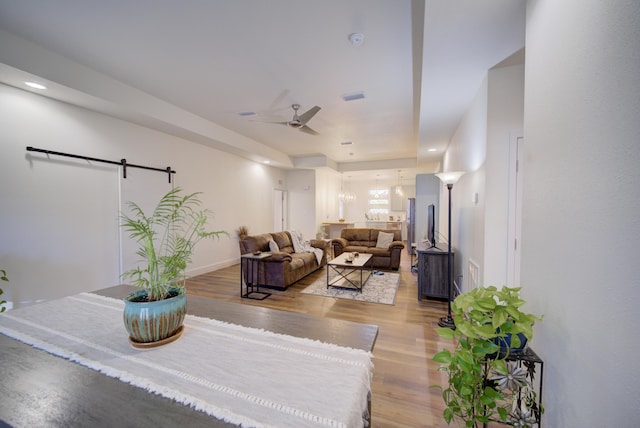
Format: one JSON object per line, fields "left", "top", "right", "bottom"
{"left": 240, "top": 252, "right": 272, "bottom": 300}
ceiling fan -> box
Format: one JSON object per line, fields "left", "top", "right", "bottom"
{"left": 269, "top": 104, "right": 321, "bottom": 135}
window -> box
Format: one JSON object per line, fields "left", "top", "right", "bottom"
{"left": 368, "top": 188, "right": 389, "bottom": 216}
{"left": 368, "top": 189, "right": 388, "bottom": 199}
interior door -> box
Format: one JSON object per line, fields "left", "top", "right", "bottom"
{"left": 507, "top": 133, "right": 524, "bottom": 286}
{"left": 273, "top": 189, "right": 287, "bottom": 232}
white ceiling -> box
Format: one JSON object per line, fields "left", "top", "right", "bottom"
{"left": 0, "top": 0, "right": 525, "bottom": 182}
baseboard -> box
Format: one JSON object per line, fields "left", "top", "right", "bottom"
{"left": 186, "top": 258, "right": 238, "bottom": 278}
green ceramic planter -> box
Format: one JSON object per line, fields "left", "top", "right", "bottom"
{"left": 123, "top": 289, "right": 186, "bottom": 344}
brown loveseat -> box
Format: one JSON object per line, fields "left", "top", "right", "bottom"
{"left": 331, "top": 228, "right": 404, "bottom": 270}
{"left": 238, "top": 231, "right": 328, "bottom": 290}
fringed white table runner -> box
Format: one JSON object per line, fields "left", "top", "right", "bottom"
{"left": 0, "top": 293, "right": 373, "bottom": 428}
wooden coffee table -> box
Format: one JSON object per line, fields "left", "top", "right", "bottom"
{"left": 327, "top": 252, "right": 373, "bottom": 292}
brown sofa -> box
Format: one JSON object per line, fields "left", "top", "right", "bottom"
{"left": 238, "top": 231, "right": 328, "bottom": 290}
{"left": 331, "top": 228, "right": 404, "bottom": 270}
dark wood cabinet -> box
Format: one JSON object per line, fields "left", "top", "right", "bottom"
{"left": 417, "top": 247, "right": 454, "bottom": 300}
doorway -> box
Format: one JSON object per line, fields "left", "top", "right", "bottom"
{"left": 273, "top": 189, "right": 287, "bottom": 232}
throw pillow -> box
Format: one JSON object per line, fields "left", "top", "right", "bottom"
{"left": 268, "top": 239, "right": 280, "bottom": 253}
{"left": 376, "top": 231, "right": 395, "bottom": 248}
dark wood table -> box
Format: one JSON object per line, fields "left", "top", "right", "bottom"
{"left": 0, "top": 285, "right": 379, "bottom": 427}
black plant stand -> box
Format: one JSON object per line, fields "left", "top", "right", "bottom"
{"left": 484, "top": 347, "right": 544, "bottom": 428}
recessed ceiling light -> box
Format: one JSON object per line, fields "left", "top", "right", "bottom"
{"left": 428, "top": 148, "right": 437, "bottom": 152}
{"left": 25, "top": 81, "right": 46, "bottom": 90}
{"left": 263, "top": 160, "right": 271, "bottom": 164}
{"left": 348, "top": 33, "right": 364, "bottom": 47}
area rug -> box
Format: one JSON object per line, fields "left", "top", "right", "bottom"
{"left": 0, "top": 292, "right": 373, "bottom": 428}
{"left": 301, "top": 270, "right": 400, "bottom": 305}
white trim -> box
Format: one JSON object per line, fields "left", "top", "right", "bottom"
{"left": 506, "top": 131, "right": 524, "bottom": 286}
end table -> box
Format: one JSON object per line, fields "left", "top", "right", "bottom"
{"left": 240, "top": 252, "right": 272, "bottom": 300}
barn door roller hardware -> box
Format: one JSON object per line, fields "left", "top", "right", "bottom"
{"left": 26, "top": 146, "right": 176, "bottom": 183}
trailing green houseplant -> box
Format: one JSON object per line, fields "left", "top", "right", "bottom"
{"left": 120, "top": 187, "right": 227, "bottom": 344}
{"left": 433, "top": 286, "right": 543, "bottom": 427}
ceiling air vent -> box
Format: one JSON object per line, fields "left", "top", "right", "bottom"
{"left": 342, "top": 92, "right": 365, "bottom": 102}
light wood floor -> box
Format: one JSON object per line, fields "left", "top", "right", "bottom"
{"left": 186, "top": 252, "right": 453, "bottom": 428}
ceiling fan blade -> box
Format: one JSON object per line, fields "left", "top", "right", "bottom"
{"left": 249, "top": 115, "right": 286, "bottom": 123}
{"left": 299, "top": 125, "right": 319, "bottom": 135}
{"left": 267, "top": 89, "right": 290, "bottom": 111}
{"left": 297, "top": 106, "right": 321, "bottom": 125}
{"left": 250, "top": 119, "right": 289, "bottom": 126}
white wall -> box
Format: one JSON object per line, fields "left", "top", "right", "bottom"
{"left": 522, "top": 1, "right": 640, "bottom": 425}
{"left": 286, "top": 169, "right": 316, "bottom": 240}
{"left": 440, "top": 61, "right": 525, "bottom": 293}
{"left": 484, "top": 63, "right": 525, "bottom": 286}
{"left": 442, "top": 77, "right": 488, "bottom": 292}
{"left": 343, "top": 179, "right": 374, "bottom": 226}
{"left": 0, "top": 83, "right": 286, "bottom": 308}
{"left": 341, "top": 177, "right": 415, "bottom": 227}
{"left": 314, "top": 167, "right": 341, "bottom": 233}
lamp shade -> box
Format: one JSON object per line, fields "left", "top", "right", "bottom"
{"left": 435, "top": 171, "right": 466, "bottom": 185}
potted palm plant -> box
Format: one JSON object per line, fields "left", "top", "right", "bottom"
{"left": 433, "top": 286, "right": 543, "bottom": 427}
{"left": 120, "top": 187, "right": 227, "bottom": 345}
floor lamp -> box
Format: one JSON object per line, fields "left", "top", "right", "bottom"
{"left": 435, "top": 171, "right": 465, "bottom": 329}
